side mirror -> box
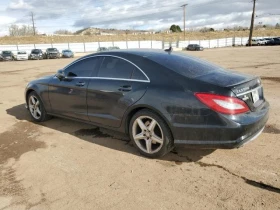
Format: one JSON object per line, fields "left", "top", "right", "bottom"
{"left": 56, "top": 69, "right": 65, "bottom": 80}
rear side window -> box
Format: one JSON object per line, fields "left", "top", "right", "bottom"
{"left": 98, "top": 57, "right": 134, "bottom": 79}
{"left": 64, "top": 57, "right": 100, "bottom": 77}
{"left": 131, "top": 68, "right": 147, "bottom": 80}
{"left": 148, "top": 53, "right": 222, "bottom": 78}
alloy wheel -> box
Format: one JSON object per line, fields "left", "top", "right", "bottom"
{"left": 28, "top": 95, "right": 42, "bottom": 120}
{"left": 132, "top": 116, "right": 164, "bottom": 154}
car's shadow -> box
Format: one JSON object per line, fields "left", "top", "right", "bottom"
{"left": 6, "top": 104, "right": 216, "bottom": 163}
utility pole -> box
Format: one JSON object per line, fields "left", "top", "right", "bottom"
{"left": 248, "top": 0, "right": 256, "bottom": 46}
{"left": 30, "top": 12, "right": 36, "bottom": 36}
{"left": 181, "top": 4, "right": 188, "bottom": 41}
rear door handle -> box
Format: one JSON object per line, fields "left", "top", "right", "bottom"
{"left": 118, "top": 85, "right": 132, "bottom": 92}
{"left": 76, "top": 82, "right": 85, "bottom": 87}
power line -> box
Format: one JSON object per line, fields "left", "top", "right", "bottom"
{"left": 248, "top": 0, "right": 256, "bottom": 46}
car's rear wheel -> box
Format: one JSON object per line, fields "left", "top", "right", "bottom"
{"left": 129, "top": 109, "right": 173, "bottom": 158}
{"left": 27, "top": 91, "right": 51, "bottom": 122}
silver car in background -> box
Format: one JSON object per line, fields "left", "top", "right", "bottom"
{"left": 61, "top": 50, "right": 74, "bottom": 58}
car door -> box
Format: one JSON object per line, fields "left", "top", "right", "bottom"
{"left": 48, "top": 57, "right": 101, "bottom": 121}
{"left": 87, "top": 55, "right": 149, "bottom": 128}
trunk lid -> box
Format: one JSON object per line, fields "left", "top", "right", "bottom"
{"left": 230, "top": 77, "right": 264, "bottom": 111}
{"left": 196, "top": 70, "right": 264, "bottom": 111}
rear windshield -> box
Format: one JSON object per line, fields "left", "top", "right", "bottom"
{"left": 148, "top": 53, "right": 222, "bottom": 78}
{"left": 47, "top": 48, "right": 58, "bottom": 51}
{"left": 18, "top": 51, "right": 26, "bottom": 54}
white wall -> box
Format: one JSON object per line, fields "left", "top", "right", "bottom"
{"left": 0, "top": 37, "right": 274, "bottom": 54}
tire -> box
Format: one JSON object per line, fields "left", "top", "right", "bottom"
{"left": 129, "top": 109, "right": 173, "bottom": 158}
{"left": 27, "top": 91, "right": 51, "bottom": 122}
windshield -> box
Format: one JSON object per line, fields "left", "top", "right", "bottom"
{"left": 47, "top": 48, "right": 58, "bottom": 51}
{"left": 31, "top": 49, "right": 41, "bottom": 54}
{"left": 2, "top": 51, "right": 11, "bottom": 55}
{"left": 63, "top": 50, "right": 71, "bottom": 53}
{"left": 18, "top": 51, "right": 26, "bottom": 54}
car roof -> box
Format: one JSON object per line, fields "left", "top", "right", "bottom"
{"left": 91, "top": 49, "right": 189, "bottom": 58}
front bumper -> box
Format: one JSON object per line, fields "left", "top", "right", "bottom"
{"left": 30, "top": 54, "right": 42, "bottom": 60}
{"left": 173, "top": 101, "right": 269, "bottom": 149}
{"left": 16, "top": 57, "right": 28, "bottom": 60}
{"left": 2, "top": 57, "right": 13, "bottom": 61}
{"left": 62, "top": 54, "right": 72, "bottom": 58}
{"left": 47, "top": 54, "right": 59, "bottom": 58}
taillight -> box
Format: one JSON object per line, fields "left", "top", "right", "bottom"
{"left": 195, "top": 93, "right": 249, "bottom": 115}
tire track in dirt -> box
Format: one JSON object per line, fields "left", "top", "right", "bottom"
{"left": 261, "top": 77, "right": 280, "bottom": 83}
{"left": 229, "top": 63, "right": 280, "bottom": 69}
{"left": 171, "top": 151, "right": 280, "bottom": 194}
{"left": 264, "top": 124, "right": 280, "bottom": 134}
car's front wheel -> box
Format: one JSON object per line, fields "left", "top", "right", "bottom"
{"left": 27, "top": 91, "right": 51, "bottom": 122}
{"left": 129, "top": 109, "right": 173, "bottom": 158}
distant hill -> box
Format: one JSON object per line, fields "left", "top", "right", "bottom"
{"left": 74, "top": 27, "right": 154, "bottom": 35}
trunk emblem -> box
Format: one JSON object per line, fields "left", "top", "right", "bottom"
{"left": 236, "top": 87, "right": 250, "bottom": 94}
{"left": 242, "top": 95, "right": 249, "bottom": 101}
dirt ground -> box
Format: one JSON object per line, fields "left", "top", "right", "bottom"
{"left": 0, "top": 46, "right": 280, "bottom": 210}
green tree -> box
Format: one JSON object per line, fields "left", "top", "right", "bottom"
{"left": 170, "top": 25, "right": 182, "bottom": 32}
{"left": 276, "top": 23, "right": 280, "bottom": 29}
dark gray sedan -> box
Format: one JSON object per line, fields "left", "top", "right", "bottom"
{"left": 186, "top": 44, "right": 204, "bottom": 51}
{"left": 25, "top": 50, "right": 269, "bottom": 158}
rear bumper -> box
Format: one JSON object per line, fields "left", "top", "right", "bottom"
{"left": 173, "top": 101, "right": 269, "bottom": 149}
{"left": 175, "top": 125, "right": 265, "bottom": 149}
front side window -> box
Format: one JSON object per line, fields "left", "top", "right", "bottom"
{"left": 98, "top": 57, "right": 134, "bottom": 79}
{"left": 64, "top": 57, "right": 100, "bottom": 77}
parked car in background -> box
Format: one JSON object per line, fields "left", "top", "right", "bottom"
{"left": 257, "top": 39, "right": 267, "bottom": 45}
{"left": 246, "top": 39, "right": 261, "bottom": 46}
{"left": 29, "top": 49, "right": 44, "bottom": 60}
{"left": 15, "top": 51, "right": 28, "bottom": 61}
{"left": 108, "top": 46, "right": 120, "bottom": 50}
{"left": 186, "top": 44, "right": 204, "bottom": 51}
{"left": 266, "top": 38, "right": 280, "bottom": 45}
{"left": 0, "top": 51, "right": 15, "bottom": 61}
{"left": 24, "top": 49, "right": 269, "bottom": 158}
{"left": 97, "top": 47, "right": 108, "bottom": 52}
{"left": 61, "top": 50, "right": 74, "bottom": 58}
{"left": 44, "top": 48, "right": 60, "bottom": 59}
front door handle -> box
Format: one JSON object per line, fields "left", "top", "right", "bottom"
{"left": 118, "top": 85, "right": 132, "bottom": 92}
{"left": 76, "top": 82, "right": 85, "bottom": 87}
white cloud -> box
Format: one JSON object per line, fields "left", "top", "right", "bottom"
{"left": 0, "top": 15, "right": 16, "bottom": 36}
{"left": 8, "top": 0, "right": 33, "bottom": 10}
{"left": 0, "top": 15, "right": 16, "bottom": 26}
{"left": 0, "top": 0, "right": 279, "bottom": 35}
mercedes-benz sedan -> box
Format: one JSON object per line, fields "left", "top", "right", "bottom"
{"left": 25, "top": 50, "right": 269, "bottom": 158}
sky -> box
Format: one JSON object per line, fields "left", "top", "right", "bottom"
{"left": 0, "top": 0, "right": 279, "bottom": 36}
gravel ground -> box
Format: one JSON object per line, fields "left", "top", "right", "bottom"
{"left": 0, "top": 46, "right": 279, "bottom": 210}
